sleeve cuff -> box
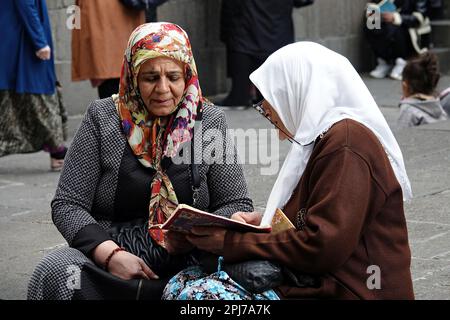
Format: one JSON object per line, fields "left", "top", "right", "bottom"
{"left": 222, "top": 230, "right": 258, "bottom": 263}
{"left": 223, "top": 231, "right": 236, "bottom": 262}
{"left": 393, "top": 12, "right": 402, "bottom": 26}
{"left": 71, "top": 223, "right": 113, "bottom": 257}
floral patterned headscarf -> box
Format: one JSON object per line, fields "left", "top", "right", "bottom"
{"left": 113, "top": 22, "right": 203, "bottom": 247}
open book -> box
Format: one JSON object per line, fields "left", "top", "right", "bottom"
{"left": 154, "top": 205, "right": 297, "bottom": 234}
{"left": 367, "top": 0, "right": 397, "bottom": 13}
{"left": 156, "top": 204, "right": 272, "bottom": 234}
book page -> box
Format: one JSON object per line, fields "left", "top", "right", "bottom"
{"left": 159, "top": 204, "right": 272, "bottom": 234}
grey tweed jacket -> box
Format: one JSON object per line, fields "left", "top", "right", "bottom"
{"left": 51, "top": 98, "right": 253, "bottom": 254}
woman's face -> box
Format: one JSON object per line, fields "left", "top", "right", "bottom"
{"left": 138, "top": 56, "right": 186, "bottom": 117}
{"left": 262, "top": 100, "right": 293, "bottom": 141}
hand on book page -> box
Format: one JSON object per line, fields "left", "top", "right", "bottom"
{"left": 157, "top": 204, "right": 272, "bottom": 234}
{"left": 230, "top": 211, "right": 263, "bottom": 226}
{"left": 271, "top": 208, "right": 296, "bottom": 234}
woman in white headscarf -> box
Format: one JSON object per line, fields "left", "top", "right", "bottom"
{"left": 164, "top": 42, "right": 415, "bottom": 300}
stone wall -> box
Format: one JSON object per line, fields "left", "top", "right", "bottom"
{"left": 47, "top": 0, "right": 97, "bottom": 116}
{"left": 47, "top": 0, "right": 372, "bottom": 115}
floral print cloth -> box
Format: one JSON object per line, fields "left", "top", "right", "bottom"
{"left": 162, "top": 257, "right": 280, "bottom": 300}
{"left": 113, "top": 23, "right": 203, "bottom": 247}
{"left": 0, "top": 90, "right": 66, "bottom": 157}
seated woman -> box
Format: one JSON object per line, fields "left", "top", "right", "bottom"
{"left": 163, "top": 42, "right": 415, "bottom": 300}
{"left": 27, "top": 22, "right": 253, "bottom": 300}
{"left": 397, "top": 52, "right": 447, "bottom": 129}
{"left": 365, "top": 0, "right": 431, "bottom": 80}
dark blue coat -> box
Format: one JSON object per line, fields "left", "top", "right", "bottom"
{"left": 0, "top": 0, "right": 56, "bottom": 94}
{"left": 220, "top": 0, "right": 314, "bottom": 59}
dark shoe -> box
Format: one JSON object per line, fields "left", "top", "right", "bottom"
{"left": 49, "top": 146, "right": 67, "bottom": 171}
{"left": 50, "top": 158, "right": 64, "bottom": 172}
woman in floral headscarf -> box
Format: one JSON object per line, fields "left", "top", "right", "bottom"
{"left": 27, "top": 22, "right": 253, "bottom": 300}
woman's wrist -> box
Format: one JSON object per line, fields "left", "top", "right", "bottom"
{"left": 92, "top": 240, "right": 120, "bottom": 267}
{"left": 104, "top": 247, "right": 126, "bottom": 271}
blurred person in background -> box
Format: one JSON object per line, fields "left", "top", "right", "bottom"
{"left": 144, "top": 0, "right": 169, "bottom": 22}
{"left": 71, "top": 0, "right": 145, "bottom": 99}
{"left": 397, "top": 52, "right": 448, "bottom": 128}
{"left": 0, "top": 0, "right": 68, "bottom": 171}
{"left": 219, "top": 0, "right": 314, "bottom": 108}
{"left": 365, "top": 0, "right": 432, "bottom": 81}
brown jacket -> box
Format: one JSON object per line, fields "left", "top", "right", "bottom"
{"left": 224, "top": 119, "right": 414, "bottom": 300}
{"left": 71, "top": 0, "right": 144, "bottom": 81}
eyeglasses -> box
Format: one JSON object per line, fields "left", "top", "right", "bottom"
{"left": 252, "top": 100, "right": 302, "bottom": 146}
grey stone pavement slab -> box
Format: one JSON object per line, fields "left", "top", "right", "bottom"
{"left": 1, "top": 75, "right": 449, "bottom": 300}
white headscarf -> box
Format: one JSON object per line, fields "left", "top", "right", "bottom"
{"left": 250, "top": 42, "right": 413, "bottom": 226}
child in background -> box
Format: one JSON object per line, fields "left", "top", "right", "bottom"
{"left": 440, "top": 87, "right": 450, "bottom": 115}
{"left": 397, "top": 52, "right": 447, "bottom": 129}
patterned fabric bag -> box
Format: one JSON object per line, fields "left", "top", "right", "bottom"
{"left": 55, "top": 81, "right": 68, "bottom": 141}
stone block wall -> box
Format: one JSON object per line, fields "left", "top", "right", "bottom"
{"left": 47, "top": 0, "right": 97, "bottom": 116}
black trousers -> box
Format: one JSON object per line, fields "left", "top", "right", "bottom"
{"left": 222, "top": 50, "right": 267, "bottom": 107}
{"left": 98, "top": 78, "right": 120, "bottom": 99}
{"left": 365, "top": 23, "right": 416, "bottom": 63}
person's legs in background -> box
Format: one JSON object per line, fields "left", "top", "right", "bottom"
{"left": 365, "top": 23, "right": 415, "bottom": 80}
{"left": 250, "top": 55, "right": 266, "bottom": 104}
{"left": 0, "top": 90, "right": 67, "bottom": 171}
{"left": 45, "top": 144, "right": 67, "bottom": 171}
{"left": 221, "top": 51, "right": 254, "bottom": 107}
{"left": 389, "top": 26, "right": 416, "bottom": 80}
{"left": 98, "top": 78, "right": 120, "bottom": 99}
{"left": 365, "top": 24, "right": 395, "bottom": 78}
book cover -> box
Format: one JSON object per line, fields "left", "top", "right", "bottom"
{"left": 270, "top": 208, "right": 296, "bottom": 234}
{"left": 367, "top": 0, "right": 397, "bottom": 13}
{"left": 379, "top": 0, "right": 397, "bottom": 13}
{"left": 157, "top": 204, "right": 272, "bottom": 234}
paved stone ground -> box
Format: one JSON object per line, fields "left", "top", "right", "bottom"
{"left": 1, "top": 75, "right": 449, "bottom": 300}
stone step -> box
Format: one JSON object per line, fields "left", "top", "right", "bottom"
{"left": 431, "top": 0, "right": 450, "bottom": 19}
{"left": 443, "top": 0, "right": 450, "bottom": 19}
{"left": 431, "top": 47, "right": 450, "bottom": 74}
{"left": 430, "top": 20, "right": 450, "bottom": 47}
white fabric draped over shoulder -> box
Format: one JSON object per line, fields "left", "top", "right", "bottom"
{"left": 249, "top": 42, "right": 412, "bottom": 226}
